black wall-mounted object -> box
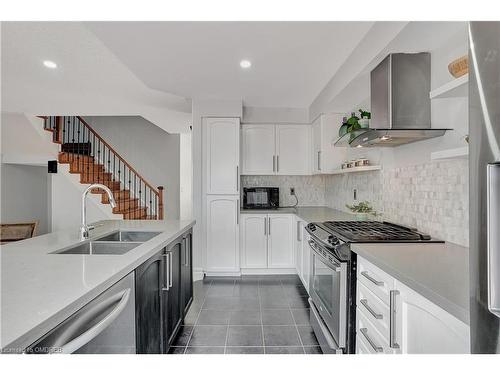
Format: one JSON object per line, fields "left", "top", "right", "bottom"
{"left": 48, "top": 160, "right": 58, "bottom": 173}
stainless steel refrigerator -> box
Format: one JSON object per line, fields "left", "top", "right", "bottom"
{"left": 469, "top": 21, "right": 500, "bottom": 353}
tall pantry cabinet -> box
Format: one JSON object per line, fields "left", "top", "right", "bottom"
{"left": 203, "top": 118, "right": 241, "bottom": 274}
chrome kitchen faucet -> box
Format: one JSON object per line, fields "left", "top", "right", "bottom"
{"left": 80, "top": 183, "right": 117, "bottom": 241}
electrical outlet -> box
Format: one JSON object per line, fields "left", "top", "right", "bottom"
{"left": 290, "top": 187, "right": 295, "bottom": 196}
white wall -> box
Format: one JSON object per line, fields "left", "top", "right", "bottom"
{"left": 84, "top": 116, "right": 181, "bottom": 220}
{"left": 180, "top": 132, "right": 193, "bottom": 220}
{"left": 0, "top": 163, "right": 52, "bottom": 235}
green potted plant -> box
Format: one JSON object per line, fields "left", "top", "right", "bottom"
{"left": 338, "top": 116, "right": 349, "bottom": 137}
{"left": 346, "top": 201, "right": 379, "bottom": 219}
{"left": 359, "top": 109, "right": 371, "bottom": 128}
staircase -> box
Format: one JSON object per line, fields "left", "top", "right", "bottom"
{"left": 42, "top": 116, "right": 164, "bottom": 220}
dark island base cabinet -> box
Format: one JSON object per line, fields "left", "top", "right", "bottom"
{"left": 135, "top": 229, "right": 193, "bottom": 354}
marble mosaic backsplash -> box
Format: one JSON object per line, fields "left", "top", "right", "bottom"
{"left": 242, "top": 158, "right": 468, "bottom": 247}
{"left": 324, "top": 159, "right": 469, "bottom": 247}
{"left": 241, "top": 175, "right": 325, "bottom": 207}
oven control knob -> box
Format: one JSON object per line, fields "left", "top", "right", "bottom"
{"left": 327, "top": 235, "right": 339, "bottom": 245}
{"left": 308, "top": 224, "right": 316, "bottom": 231}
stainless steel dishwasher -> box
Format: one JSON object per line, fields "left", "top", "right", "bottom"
{"left": 27, "top": 273, "right": 136, "bottom": 354}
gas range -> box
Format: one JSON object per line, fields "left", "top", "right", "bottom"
{"left": 306, "top": 221, "right": 443, "bottom": 257}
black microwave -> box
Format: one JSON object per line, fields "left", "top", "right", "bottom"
{"left": 243, "top": 187, "right": 280, "bottom": 209}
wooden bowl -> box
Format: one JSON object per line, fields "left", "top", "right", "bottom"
{"left": 448, "top": 55, "right": 468, "bottom": 78}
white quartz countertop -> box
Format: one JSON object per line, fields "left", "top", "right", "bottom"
{"left": 0, "top": 219, "right": 195, "bottom": 351}
{"left": 241, "top": 206, "right": 360, "bottom": 223}
{"left": 351, "top": 242, "right": 469, "bottom": 325}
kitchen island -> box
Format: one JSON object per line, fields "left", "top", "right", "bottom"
{"left": 0, "top": 219, "right": 195, "bottom": 352}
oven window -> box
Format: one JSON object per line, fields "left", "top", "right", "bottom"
{"left": 312, "top": 254, "right": 340, "bottom": 318}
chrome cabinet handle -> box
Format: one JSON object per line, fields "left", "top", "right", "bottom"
{"left": 264, "top": 217, "right": 267, "bottom": 236}
{"left": 297, "top": 221, "right": 301, "bottom": 241}
{"left": 169, "top": 252, "right": 173, "bottom": 287}
{"left": 276, "top": 155, "right": 279, "bottom": 172}
{"left": 487, "top": 164, "right": 500, "bottom": 318}
{"left": 236, "top": 200, "right": 239, "bottom": 225}
{"left": 163, "top": 253, "right": 170, "bottom": 291}
{"left": 360, "top": 328, "right": 383, "bottom": 353}
{"left": 318, "top": 151, "right": 321, "bottom": 171}
{"left": 361, "top": 271, "right": 384, "bottom": 286}
{"left": 389, "top": 290, "right": 400, "bottom": 349}
{"left": 360, "top": 299, "right": 383, "bottom": 319}
{"left": 273, "top": 155, "right": 276, "bottom": 172}
{"left": 268, "top": 217, "right": 271, "bottom": 236}
{"left": 236, "top": 166, "right": 239, "bottom": 192}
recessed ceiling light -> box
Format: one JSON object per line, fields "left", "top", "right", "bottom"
{"left": 240, "top": 60, "right": 252, "bottom": 69}
{"left": 43, "top": 60, "right": 57, "bottom": 69}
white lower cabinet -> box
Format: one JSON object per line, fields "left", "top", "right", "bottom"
{"left": 240, "top": 214, "right": 294, "bottom": 269}
{"left": 205, "top": 195, "right": 239, "bottom": 273}
{"left": 393, "top": 280, "right": 470, "bottom": 354}
{"left": 356, "top": 255, "right": 469, "bottom": 354}
{"left": 301, "top": 225, "right": 311, "bottom": 292}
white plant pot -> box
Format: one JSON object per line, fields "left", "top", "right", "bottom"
{"left": 359, "top": 118, "right": 370, "bottom": 128}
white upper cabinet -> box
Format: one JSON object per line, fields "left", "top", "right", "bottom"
{"left": 205, "top": 195, "right": 240, "bottom": 273}
{"left": 275, "top": 124, "right": 310, "bottom": 175}
{"left": 267, "top": 215, "right": 295, "bottom": 268}
{"left": 311, "top": 113, "right": 346, "bottom": 174}
{"left": 241, "top": 124, "right": 275, "bottom": 175}
{"left": 204, "top": 118, "right": 240, "bottom": 194}
{"left": 241, "top": 123, "right": 310, "bottom": 175}
{"left": 393, "top": 280, "right": 469, "bottom": 354}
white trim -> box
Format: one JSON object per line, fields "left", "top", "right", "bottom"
{"left": 193, "top": 267, "right": 204, "bottom": 282}
{"left": 241, "top": 268, "right": 297, "bottom": 275}
{"left": 204, "top": 271, "right": 242, "bottom": 277}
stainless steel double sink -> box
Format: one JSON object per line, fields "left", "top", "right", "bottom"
{"left": 52, "top": 230, "right": 161, "bottom": 255}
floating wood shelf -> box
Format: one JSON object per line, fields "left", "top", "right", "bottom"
{"left": 329, "top": 165, "right": 382, "bottom": 175}
{"left": 430, "top": 146, "right": 469, "bottom": 160}
{"left": 430, "top": 74, "right": 468, "bottom": 99}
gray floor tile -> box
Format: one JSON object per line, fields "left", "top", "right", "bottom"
{"left": 185, "top": 346, "right": 225, "bottom": 354}
{"left": 197, "top": 310, "right": 231, "bottom": 325}
{"left": 304, "top": 346, "right": 322, "bottom": 354}
{"left": 261, "top": 309, "right": 294, "bottom": 325}
{"left": 229, "top": 310, "right": 261, "bottom": 325}
{"left": 263, "top": 325, "right": 301, "bottom": 346}
{"left": 283, "top": 284, "right": 308, "bottom": 297}
{"left": 260, "top": 296, "right": 290, "bottom": 308}
{"left": 265, "top": 346, "right": 304, "bottom": 354}
{"left": 172, "top": 325, "right": 193, "bottom": 346}
{"left": 183, "top": 309, "right": 200, "bottom": 325}
{"left": 232, "top": 297, "right": 260, "bottom": 310}
{"left": 297, "top": 325, "right": 319, "bottom": 346}
{"left": 232, "top": 284, "right": 259, "bottom": 297}
{"left": 291, "top": 308, "right": 310, "bottom": 325}
{"left": 207, "top": 284, "right": 235, "bottom": 296}
{"left": 168, "top": 346, "right": 185, "bottom": 354}
{"left": 188, "top": 325, "right": 228, "bottom": 346}
{"left": 202, "top": 296, "right": 236, "bottom": 310}
{"left": 279, "top": 275, "right": 302, "bottom": 285}
{"left": 227, "top": 326, "right": 263, "bottom": 346}
{"left": 226, "top": 346, "right": 264, "bottom": 354}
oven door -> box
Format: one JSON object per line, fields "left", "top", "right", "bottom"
{"left": 309, "top": 242, "right": 347, "bottom": 350}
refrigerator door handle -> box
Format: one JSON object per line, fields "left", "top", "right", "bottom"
{"left": 488, "top": 163, "right": 500, "bottom": 318}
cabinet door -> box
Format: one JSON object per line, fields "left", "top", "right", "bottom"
{"left": 181, "top": 231, "right": 193, "bottom": 316}
{"left": 241, "top": 214, "right": 268, "bottom": 268}
{"left": 295, "top": 220, "right": 305, "bottom": 275}
{"left": 301, "top": 226, "right": 311, "bottom": 292}
{"left": 164, "top": 241, "right": 183, "bottom": 349}
{"left": 311, "top": 117, "right": 322, "bottom": 174}
{"left": 206, "top": 195, "right": 240, "bottom": 272}
{"left": 275, "top": 124, "right": 310, "bottom": 175}
{"left": 204, "top": 118, "right": 240, "bottom": 194}
{"left": 241, "top": 124, "right": 275, "bottom": 175}
{"left": 267, "top": 215, "right": 294, "bottom": 268}
{"left": 135, "top": 250, "right": 165, "bottom": 354}
{"left": 394, "top": 280, "right": 469, "bottom": 354}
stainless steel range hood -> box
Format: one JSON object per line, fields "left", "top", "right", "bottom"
{"left": 335, "top": 53, "right": 450, "bottom": 147}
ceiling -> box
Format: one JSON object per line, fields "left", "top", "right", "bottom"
{"left": 85, "top": 22, "right": 374, "bottom": 108}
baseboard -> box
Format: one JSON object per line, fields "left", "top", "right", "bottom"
{"left": 204, "top": 271, "right": 242, "bottom": 277}
{"left": 241, "top": 268, "right": 297, "bottom": 275}
{"left": 193, "top": 267, "right": 204, "bottom": 281}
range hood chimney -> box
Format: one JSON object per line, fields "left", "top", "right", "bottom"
{"left": 336, "top": 52, "right": 449, "bottom": 147}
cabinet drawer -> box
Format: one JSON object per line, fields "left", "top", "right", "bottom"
{"left": 356, "top": 308, "right": 393, "bottom": 354}
{"left": 357, "top": 281, "right": 390, "bottom": 339}
{"left": 357, "top": 256, "right": 395, "bottom": 305}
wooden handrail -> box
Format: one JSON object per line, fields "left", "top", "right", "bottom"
{"left": 75, "top": 116, "right": 159, "bottom": 195}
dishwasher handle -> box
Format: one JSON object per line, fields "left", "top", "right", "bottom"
{"left": 52, "top": 288, "right": 131, "bottom": 353}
